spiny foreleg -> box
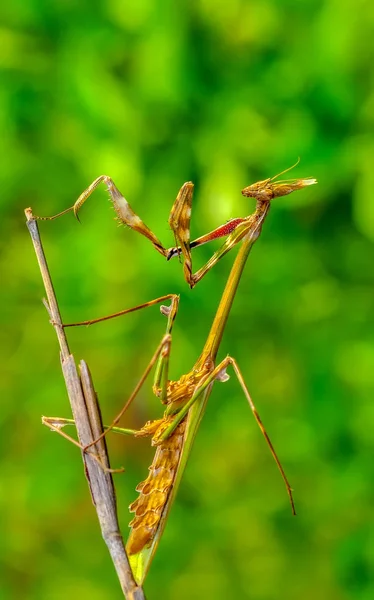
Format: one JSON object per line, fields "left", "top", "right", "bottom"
{"left": 34, "top": 175, "right": 168, "bottom": 257}
{"left": 167, "top": 165, "right": 317, "bottom": 288}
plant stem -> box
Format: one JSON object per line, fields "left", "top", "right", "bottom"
{"left": 25, "top": 208, "right": 145, "bottom": 600}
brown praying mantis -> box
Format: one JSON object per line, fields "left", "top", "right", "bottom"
{"left": 36, "top": 162, "right": 316, "bottom": 584}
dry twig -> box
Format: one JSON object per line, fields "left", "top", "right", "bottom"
{"left": 25, "top": 208, "right": 145, "bottom": 600}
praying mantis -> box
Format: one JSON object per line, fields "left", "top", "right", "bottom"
{"left": 36, "top": 162, "right": 317, "bottom": 584}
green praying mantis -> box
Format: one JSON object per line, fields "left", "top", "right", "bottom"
{"left": 35, "top": 161, "right": 317, "bottom": 584}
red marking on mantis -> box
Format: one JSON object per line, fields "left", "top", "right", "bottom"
{"left": 201, "top": 218, "right": 246, "bottom": 241}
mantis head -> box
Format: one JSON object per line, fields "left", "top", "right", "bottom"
{"left": 241, "top": 159, "right": 317, "bottom": 201}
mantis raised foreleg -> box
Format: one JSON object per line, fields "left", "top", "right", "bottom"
{"left": 35, "top": 161, "right": 316, "bottom": 289}
{"left": 34, "top": 176, "right": 245, "bottom": 287}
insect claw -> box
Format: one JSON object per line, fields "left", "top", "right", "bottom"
{"left": 166, "top": 246, "right": 182, "bottom": 261}
{"left": 111, "top": 465, "right": 125, "bottom": 474}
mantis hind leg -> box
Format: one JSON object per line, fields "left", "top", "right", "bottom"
{"left": 158, "top": 355, "right": 296, "bottom": 515}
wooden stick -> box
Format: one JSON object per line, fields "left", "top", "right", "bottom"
{"left": 25, "top": 208, "right": 145, "bottom": 600}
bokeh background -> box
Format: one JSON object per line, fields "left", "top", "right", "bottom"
{"left": 1, "top": 1, "right": 374, "bottom": 599}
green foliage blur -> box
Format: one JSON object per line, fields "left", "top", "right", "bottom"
{"left": 1, "top": 1, "right": 374, "bottom": 598}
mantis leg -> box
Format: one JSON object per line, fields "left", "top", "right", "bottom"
{"left": 168, "top": 173, "right": 315, "bottom": 288}
{"left": 60, "top": 293, "right": 179, "bottom": 329}
{"left": 35, "top": 175, "right": 169, "bottom": 257}
{"left": 42, "top": 416, "right": 138, "bottom": 438}
{"left": 166, "top": 181, "right": 273, "bottom": 288}
{"left": 185, "top": 221, "right": 255, "bottom": 287}
{"left": 42, "top": 358, "right": 136, "bottom": 473}
{"left": 80, "top": 294, "right": 179, "bottom": 450}
{"left": 34, "top": 175, "right": 252, "bottom": 288}
{"left": 42, "top": 416, "right": 132, "bottom": 473}
{"left": 167, "top": 182, "right": 252, "bottom": 288}
{"left": 61, "top": 293, "right": 179, "bottom": 406}
{"left": 44, "top": 331, "right": 174, "bottom": 461}
{"left": 44, "top": 294, "right": 179, "bottom": 456}
{"left": 159, "top": 355, "right": 296, "bottom": 515}
{"left": 83, "top": 332, "right": 173, "bottom": 451}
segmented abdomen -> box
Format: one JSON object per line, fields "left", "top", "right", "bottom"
{"left": 126, "top": 420, "right": 186, "bottom": 555}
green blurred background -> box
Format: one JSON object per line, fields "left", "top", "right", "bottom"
{"left": 1, "top": 1, "right": 374, "bottom": 598}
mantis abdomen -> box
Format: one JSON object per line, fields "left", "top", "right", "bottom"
{"left": 127, "top": 420, "right": 187, "bottom": 555}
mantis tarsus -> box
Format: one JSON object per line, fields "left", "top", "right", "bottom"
{"left": 37, "top": 163, "right": 316, "bottom": 584}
